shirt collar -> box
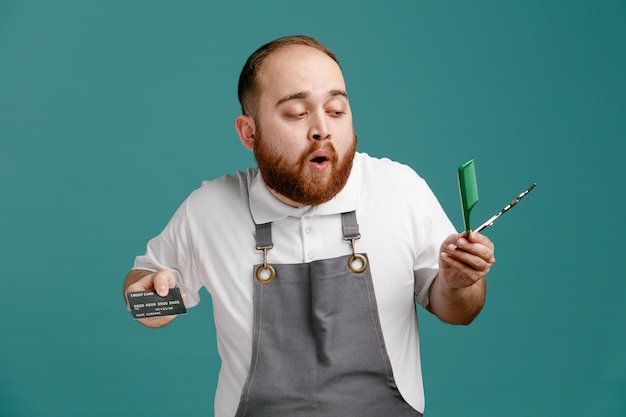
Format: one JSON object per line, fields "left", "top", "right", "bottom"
{"left": 248, "top": 152, "right": 362, "bottom": 224}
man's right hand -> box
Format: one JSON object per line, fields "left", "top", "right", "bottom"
{"left": 123, "top": 269, "right": 184, "bottom": 328}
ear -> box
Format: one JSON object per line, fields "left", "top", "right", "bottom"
{"left": 235, "top": 114, "right": 256, "bottom": 151}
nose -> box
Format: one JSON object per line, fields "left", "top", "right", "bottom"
{"left": 308, "top": 113, "right": 330, "bottom": 141}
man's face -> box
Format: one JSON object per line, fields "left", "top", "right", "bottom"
{"left": 251, "top": 45, "right": 357, "bottom": 206}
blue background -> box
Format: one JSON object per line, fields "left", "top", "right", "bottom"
{"left": 1, "top": 1, "right": 625, "bottom": 416}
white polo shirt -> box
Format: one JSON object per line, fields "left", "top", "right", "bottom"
{"left": 134, "top": 152, "right": 456, "bottom": 416}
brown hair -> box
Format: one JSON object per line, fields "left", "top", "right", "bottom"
{"left": 237, "top": 35, "right": 339, "bottom": 119}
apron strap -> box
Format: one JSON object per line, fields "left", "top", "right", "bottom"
{"left": 254, "top": 222, "right": 275, "bottom": 284}
{"left": 254, "top": 212, "right": 364, "bottom": 278}
{"left": 342, "top": 211, "right": 368, "bottom": 274}
{"left": 341, "top": 211, "right": 360, "bottom": 240}
{"left": 257, "top": 212, "right": 359, "bottom": 245}
{"left": 255, "top": 222, "right": 273, "bottom": 249}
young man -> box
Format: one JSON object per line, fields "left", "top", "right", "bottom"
{"left": 124, "top": 35, "right": 495, "bottom": 417}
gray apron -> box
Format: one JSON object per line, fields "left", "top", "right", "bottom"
{"left": 235, "top": 211, "right": 422, "bottom": 417}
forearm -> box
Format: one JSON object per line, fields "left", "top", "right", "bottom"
{"left": 427, "top": 273, "right": 486, "bottom": 325}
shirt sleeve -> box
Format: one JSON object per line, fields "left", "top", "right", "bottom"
{"left": 413, "top": 180, "right": 457, "bottom": 308}
{"left": 133, "top": 198, "right": 203, "bottom": 308}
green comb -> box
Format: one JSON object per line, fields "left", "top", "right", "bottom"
{"left": 458, "top": 159, "right": 479, "bottom": 236}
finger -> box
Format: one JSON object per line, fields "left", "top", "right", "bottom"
{"left": 442, "top": 245, "right": 493, "bottom": 275}
{"left": 467, "top": 231, "right": 495, "bottom": 250}
{"left": 455, "top": 237, "right": 496, "bottom": 265}
{"left": 439, "top": 252, "right": 483, "bottom": 288}
{"left": 153, "top": 269, "right": 176, "bottom": 297}
{"left": 126, "top": 272, "right": 156, "bottom": 293}
{"left": 125, "top": 278, "right": 151, "bottom": 298}
{"left": 441, "top": 232, "right": 463, "bottom": 252}
{"left": 125, "top": 269, "right": 176, "bottom": 296}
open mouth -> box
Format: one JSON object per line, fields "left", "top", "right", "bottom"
{"left": 311, "top": 156, "right": 328, "bottom": 164}
{"left": 308, "top": 150, "right": 331, "bottom": 172}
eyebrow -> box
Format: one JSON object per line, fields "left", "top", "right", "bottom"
{"left": 275, "top": 89, "right": 348, "bottom": 107}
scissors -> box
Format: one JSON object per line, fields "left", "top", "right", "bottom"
{"left": 474, "top": 183, "right": 537, "bottom": 233}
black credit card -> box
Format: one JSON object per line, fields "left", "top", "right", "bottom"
{"left": 127, "top": 288, "right": 186, "bottom": 319}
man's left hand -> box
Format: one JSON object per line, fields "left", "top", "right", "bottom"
{"left": 427, "top": 231, "right": 495, "bottom": 325}
{"left": 439, "top": 231, "right": 495, "bottom": 290}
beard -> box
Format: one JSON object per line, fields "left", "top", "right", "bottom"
{"left": 254, "top": 131, "right": 357, "bottom": 206}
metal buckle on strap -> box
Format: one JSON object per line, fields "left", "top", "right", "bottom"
{"left": 255, "top": 222, "right": 275, "bottom": 284}
{"left": 341, "top": 211, "right": 367, "bottom": 274}
{"left": 255, "top": 245, "right": 275, "bottom": 284}
{"left": 343, "top": 235, "right": 367, "bottom": 274}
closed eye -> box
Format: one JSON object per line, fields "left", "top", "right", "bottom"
{"left": 285, "top": 112, "right": 307, "bottom": 119}
{"left": 327, "top": 110, "right": 345, "bottom": 117}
